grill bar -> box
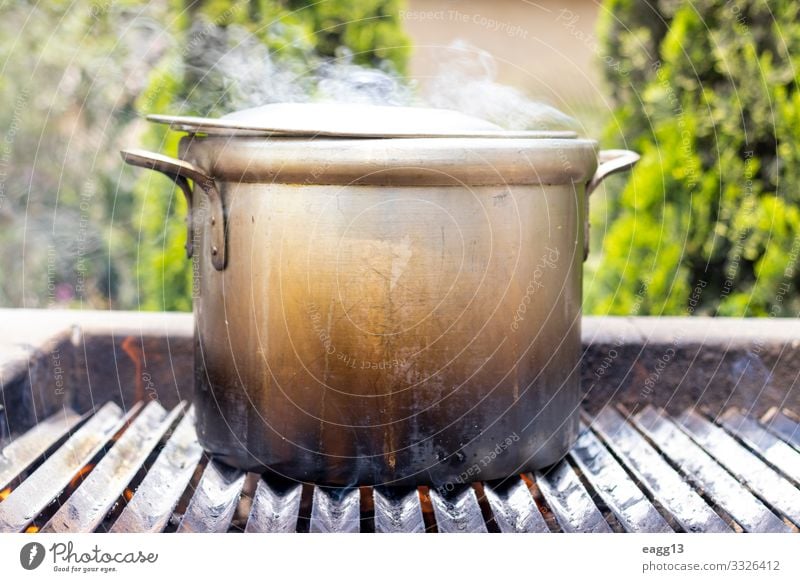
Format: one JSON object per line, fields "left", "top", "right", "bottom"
{"left": 535, "top": 460, "right": 612, "bottom": 533}
{"left": 677, "top": 409, "right": 800, "bottom": 527}
{"left": 718, "top": 409, "right": 800, "bottom": 483}
{"left": 428, "top": 485, "right": 487, "bottom": 533}
{"left": 482, "top": 477, "right": 549, "bottom": 533}
{"left": 245, "top": 479, "right": 303, "bottom": 533}
{"left": 1, "top": 401, "right": 798, "bottom": 533}
{"left": 111, "top": 406, "right": 203, "bottom": 533}
{"left": 634, "top": 406, "right": 790, "bottom": 533}
{"left": 177, "top": 460, "right": 246, "bottom": 533}
{"left": 0, "top": 402, "right": 125, "bottom": 533}
{"left": 310, "top": 487, "right": 361, "bottom": 533}
{"left": 591, "top": 407, "right": 731, "bottom": 533}
{"left": 0, "top": 409, "right": 82, "bottom": 490}
{"left": 373, "top": 486, "right": 425, "bottom": 533}
{"left": 570, "top": 424, "right": 671, "bottom": 533}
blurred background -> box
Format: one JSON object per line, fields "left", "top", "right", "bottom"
{"left": 0, "top": 0, "right": 797, "bottom": 316}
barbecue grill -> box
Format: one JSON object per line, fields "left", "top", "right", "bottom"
{"left": 0, "top": 310, "right": 798, "bottom": 533}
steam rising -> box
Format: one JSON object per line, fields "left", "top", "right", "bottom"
{"left": 424, "top": 41, "right": 578, "bottom": 131}
{"left": 179, "top": 21, "right": 576, "bottom": 131}
{"left": 315, "top": 48, "right": 415, "bottom": 106}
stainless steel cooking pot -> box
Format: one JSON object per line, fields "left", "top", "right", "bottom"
{"left": 122, "top": 102, "right": 638, "bottom": 486}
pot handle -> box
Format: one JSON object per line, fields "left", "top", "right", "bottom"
{"left": 586, "top": 149, "right": 640, "bottom": 196}
{"left": 583, "top": 149, "right": 640, "bottom": 260}
{"left": 120, "top": 149, "right": 227, "bottom": 271}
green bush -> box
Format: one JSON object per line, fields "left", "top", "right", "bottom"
{"left": 587, "top": 0, "right": 800, "bottom": 316}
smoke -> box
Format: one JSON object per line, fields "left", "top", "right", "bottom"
{"left": 179, "top": 20, "right": 575, "bottom": 131}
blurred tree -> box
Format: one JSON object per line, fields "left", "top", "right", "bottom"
{"left": 588, "top": 0, "right": 800, "bottom": 316}
{"left": 0, "top": 0, "right": 166, "bottom": 309}
{"left": 0, "top": 0, "right": 410, "bottom": 311}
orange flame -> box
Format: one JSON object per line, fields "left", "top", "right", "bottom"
{"left": 25, "top": 526, "right": 39, "bottom": 533}
{"left": 0, "top": 487, "right": 11, "bottom": 501}
{"left": 121, "top": 336, "right": 145, "bottom": 403}
{"left": 69, "top": 464, "right": 95, "bottom": 489}
{"left": 123, "top": 488, "right": 134, "bottom": 502}
{"left": 418, "top": 486, "right": 435, "bottom": 516}
{"left": 418, "top": 486, "right": 431, "bottom": 504}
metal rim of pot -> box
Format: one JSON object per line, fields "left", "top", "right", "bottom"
{"left": 121, "top": 103, "right": 639, "bottom": 272}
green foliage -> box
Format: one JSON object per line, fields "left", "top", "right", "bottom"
{"left": 588, "top": 0, "right": 800, "bottom": 316}
{"left": 286, "top": 0, "right": 410, "bottom": 70}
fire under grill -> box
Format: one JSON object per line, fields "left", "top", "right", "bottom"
{"left": 1, "top": 400, "right": 798, "bottom": 533}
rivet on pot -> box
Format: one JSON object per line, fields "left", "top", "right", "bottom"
{"left": 212, "top": 246, "right": 218, "bottom": 255}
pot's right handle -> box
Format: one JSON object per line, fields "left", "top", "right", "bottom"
{"left": 583, "top": 149, "right": 640, "bottom": 259}
{"left": 586, "top": 149, "right": 640, "bottom": 195}
{"left": 120, "top": 149, "right": 227, "bottom": 271}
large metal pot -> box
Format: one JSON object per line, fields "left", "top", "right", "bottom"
{"left": 122, "top": 103, "right": 638, "bottom": 486}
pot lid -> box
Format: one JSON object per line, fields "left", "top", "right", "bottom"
{"left": 147, "top": 102, "right": 577, "bottom": 139}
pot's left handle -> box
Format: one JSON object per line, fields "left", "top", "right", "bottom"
{"left": 583, "top": 149, "right": 640, "bottom": 260}
{"left": 121, "top": 149, "right": 227, "bottom": 271}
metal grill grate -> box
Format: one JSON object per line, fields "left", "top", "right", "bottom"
{"left": 0, "top": 401, "right": 798, "bottom": 533}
